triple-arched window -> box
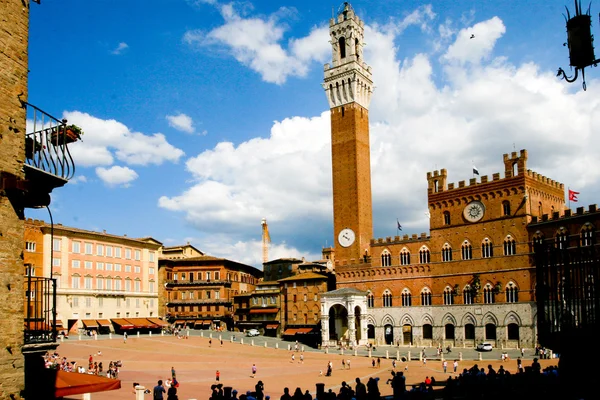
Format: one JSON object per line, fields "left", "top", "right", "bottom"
{"left": 503, "top": 235, "right": 517, "bottom": 255}
{"left": 400, "top": 248, "right": 411, "bottom": 265}
{"left": 581, "top": 223, "right": 595, "bottom": 247}
{"left": 419, "top": 246, "right": 431, "bottom": 264}
{"left": 401, "top": 288, "right": 412, "bottom": 306}
{"left": 442, "top": 243, "right": 453, "bottom": 262}
{"left": 443, "top": 286, "right": 454, "bottom": 305}
{"left": 483, "top": 283, "right": 495, "bottom": 304}
{"left": 481, "top": 238, "right": 493, "bottom": 258}
{"left": 382, "top": 290, "right": 393, "bottom": 307}
{"left": 381, "top": 250, "right": 392, "bottom": 267}
{"left": 461, "top": 241, "right": 472, "bottom": 260}
{"left": 421, "top": 288, "right": 432, "bottom": 306}
{"left": 505, "top": 282, "right": 518, "bottom": 303}
{"left": 555, "top": 228, "right": 568, "bottom": 249}
{"left": 367, "top": 292, "right": 374, "bottom": 307}
{"left": 463, "top": 285, "right": 474, "bottom": 304}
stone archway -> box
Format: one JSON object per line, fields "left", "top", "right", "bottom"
{"left": 320, "top": 288, "right": 369, "bottom": 347}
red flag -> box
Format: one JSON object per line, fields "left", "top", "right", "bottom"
{"left": 568, "top": 189, "right": 579, "bottom": 202}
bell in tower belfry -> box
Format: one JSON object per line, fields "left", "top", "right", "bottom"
{"left": 324, "top": 3, "right": 374, "bottom": 265}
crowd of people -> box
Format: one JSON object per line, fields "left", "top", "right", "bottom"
{"left": 192, "top": 357, "right": 559, "bottom": 400}
{"left": 42, "top": 350, "right": 122, "bottom": 378}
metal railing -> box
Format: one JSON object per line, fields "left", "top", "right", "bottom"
{"left": 23, "top": 102, "right": 76, "bottom": 181}
{"left": 24, "top": 276, "right": 57, "bottom": 344}
{"left": 534, "top": 242, "right": 600, "bottom": 351}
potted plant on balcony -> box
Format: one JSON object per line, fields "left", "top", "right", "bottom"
{"left": 25, "top": 137, "right": 44, "bottom": 159}
{"left": 50, "top": 124, "right": 84, "bottom": 145}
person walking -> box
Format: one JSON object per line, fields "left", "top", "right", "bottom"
{"left": 123, "top": 332, "right": 127, "bottom": 343}
{"left": 171, "top": 366, "right": 176, "bottom": 380}
{"left": 346, "top": 359, "right": 351, "bottom": 369}
{"left": 342, "top": 359, "right": 346, "bottom": 369}
{"left": 453, "top": 360, "right": 458, "bottom": 373}
{"left": 443, "top": 360, "right": 447, "bottom": 373}
{"left": 300, "top": 353, "right": 304, "bottom": 364}
{"left": 377, "top": 357, "right": 381, "bottom": 368}
{"left": 216, "top": 370, "right": 220, "bottom": 382}
{"left": 153, "top": 380, "right": 166, "bottom": 400}
{"left": 252, "top": 363, "right": 257, "bottom": 378}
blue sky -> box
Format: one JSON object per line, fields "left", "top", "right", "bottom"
{"left": 26, "top": 0, "right": 600, "bottom": 267}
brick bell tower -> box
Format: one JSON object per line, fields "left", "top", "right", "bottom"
{"left": 323, "top": 2, "right": 374, "bottom": 264}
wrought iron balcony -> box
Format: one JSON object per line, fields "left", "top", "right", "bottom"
{"left": 24, "top": 276, "right": 57, "bottom": 345}
{"left": 22, "top": 102, "right": 77, "bottom": 208}
{"left": 534, "top": 242, "right": 600, "bottom": 352}
{"left": 166, "top": 279, "right": 232, "bottom": 287}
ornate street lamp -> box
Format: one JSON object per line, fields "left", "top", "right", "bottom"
{"left": 557, "top": 0, "right": 600, "bottom": 90}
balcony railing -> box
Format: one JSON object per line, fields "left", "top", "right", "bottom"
{"left": 167, "top": 298, "right": 231, "bottom": 305}
{"left": 24, "top": 102, "right": 76, "bottom": 182}
{"left": 24, "top": 276, "right": 57, "bottom": 345}
{"left": 534, "top": 242, "right": 600, "bottom": 352}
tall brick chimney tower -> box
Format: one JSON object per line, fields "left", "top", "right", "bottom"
{"left": 323, "top": 2, "right": 374, "bottom": 265}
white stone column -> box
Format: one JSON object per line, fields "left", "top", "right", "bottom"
{"left": 348, "top": 315, "right": 356, "bottom": 344}
{"left": 321, "top": 316, "right": 329, "bottom": 346}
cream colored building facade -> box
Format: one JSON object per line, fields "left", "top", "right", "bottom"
{"left": 26, "top": 220, "right": 161, "bottom": 331}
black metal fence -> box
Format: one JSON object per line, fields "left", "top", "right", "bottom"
{"left": 24, "top": 276, "right": 57, "bottom": 344}
{"left": 23, "top": 102, "right": 77, "bottom": 181}
{"left": 534, "top": 242, "right": 600, "bottom": 351}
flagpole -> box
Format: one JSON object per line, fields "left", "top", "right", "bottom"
{"left": 568, "top": 186, "right": 570, "bottom": 210}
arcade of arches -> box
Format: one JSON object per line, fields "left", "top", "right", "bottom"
{"left": 320, "top": 288, "right": 369, "bottom": 346}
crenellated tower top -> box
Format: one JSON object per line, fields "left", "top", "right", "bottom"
{"left": 323, "top": 2, "right": 373, "bottom": 110}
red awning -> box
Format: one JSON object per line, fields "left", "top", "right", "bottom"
{"left": 55, "top": 369, "right": 121, "bottom": 397}
{"left": 96, "top": 319, "right": 112, "bottom": 327}
{"left": 111, "top": 318, "right": 134, "bottom": 329}
{"left": 265, "top": 324, "right": 279, "bottom": 329}
{"left": 82, "top": 319, "right": 98, "bottom": 329}
{"left": 249, "top": 308, "right": 279, "bottom": 314}
{"left": 283, "top": 328, "right": 297, "bottom": 336}
{"left": 148, "top": 318, "right": 169, "bottom": 327}
{"left": 296, "top": 327, "right": 314, "bottom": 334}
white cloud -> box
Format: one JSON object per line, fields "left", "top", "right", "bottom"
{"left": 161, "top": 10, "right": 600, "bottom": 263}
{"left": 183, "top": 3, "right": 329, "bottom": 84}
{"left": 62, "top": 111, "right": 185, "bottom": 167}
{"left": 166, "top": 113, "right": 195, "bottom": 134}
{"left": 69, "top": 175, "right": 88, "bottom": 184}
{"left": 96, "top": 166, "right": 138, "bottom": 187}
{"left": 111, "top": 42, "right": 129, "bottom": 55}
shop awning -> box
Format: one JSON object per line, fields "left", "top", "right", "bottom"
{"left": 249, "top": 308, "right": 279, "bottom": 314}
{"left": 194, "top": 320, "right": 204, "bottom": 326}
{"left": 55, "top": 369, "right": 121, "bottom": 397}
{"left": 283, "top": 328, "right": 298, "bottom": 336}
{"left": 296, "top": 327, "right": 314, "bottom": 334}
{"left": 54, "top": 321, "right": 64, "bottom": 327}
{"left": 203, "top": 320, "right": 211, "bottom": 325}
{"left": 265, "top": 324, "right": 279, "bottom": 329}
{"left": 111, "top": 318, "right": 134, "bottom": 329}
{"left": 82, "top": 319, "right": 98, "bottom": 329}
{"left": 96, "top": 319, "right": 112, "bottom": 327}
{"left": 148, "top": 318, "right": 169, "bottom": 327}
{"left": 127, "top": 318, "right": 153, "bottom": 328}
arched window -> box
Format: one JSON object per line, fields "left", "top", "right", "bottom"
{"left": 443, "top": 286, "right": 454, "bottom": 305}
{"left": 381, "top": 250, "right": 392, "bottom": 267}
{"left": 422, "top": 324, "right": 433, "bottom": 339}
{"left": 443, "top": 211, "right": 451, "bottom": 225}
{"left": 505, "top": 282, "right": 519, "bottom": 303}
{"left": 555, "top": 228, "right": 569, "bottom": 249}
{"left": 401, "top": 288, "right": 412, "bottom": 307}
{"left": 502, "top": 200, "right": 511, "bottom": 216}
{"left": 421, "top": 288, "right": 432, "bottom": 306}
{"left": 507, "top": 323, "right": 519, "bottom": 340}
{"left": 339, "top": 37, "right": 346, "bottom": 58}
{"left": 367, "top": 292, "right": 374, "bottom": 308}
{"left": 538, "top": 202, "right": 543, "bottom": 217}
{"left": 461, "top": 241, "right": 472, "bottom": 260}
{"left": 382, "top": 290, "right": 393, "bottom": 307}
{"left": 463, "top": 285, "right": 474, "bottom": 305}
{"left": 481, "top": 238, "right": 493, "bottom": 258}
{"left": 504, "top": 235, "right": 517, "bottom": 255}
{"left": 483, "top": 283, "right": 495, "bottom": 304}
{"left": 442, "top": 243, "right": 453, "bottom": 262}
{"left": 581, "top": 223, "right": 595, "bottom": 247}
{"left": 400, "top": 248, "right": 411, "bottom": 265}
{"left": 419, "top": 247, "right": 430, "bottom": 264}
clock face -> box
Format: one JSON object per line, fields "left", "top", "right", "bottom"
{"left": 338, "top": 228, "right": 356, "bottom": 248}
{"left": 463, "top": 201, "right": 485, "bottom": 223}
